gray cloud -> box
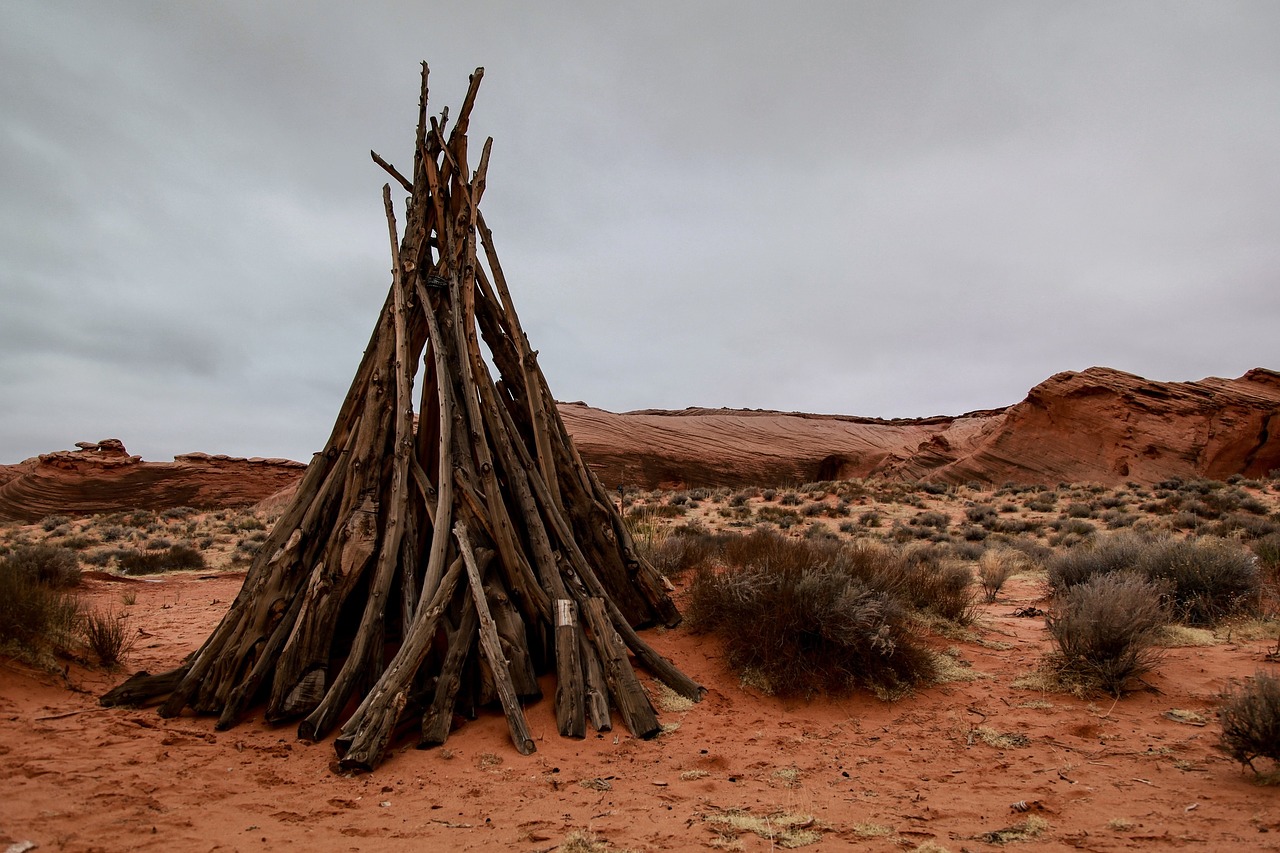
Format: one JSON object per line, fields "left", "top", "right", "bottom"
{"left": 2, "top": 0, "right": 1278, "bottom": 463}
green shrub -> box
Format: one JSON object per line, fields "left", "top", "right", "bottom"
{"left": 1046, "top": 573, "right": 1167, "bottom": 695}
{"left": 1219, "top": 670, "right": 1280, "bottom": 775}
{"left": 3, "top": 544, "right": 81, "bottom": 588}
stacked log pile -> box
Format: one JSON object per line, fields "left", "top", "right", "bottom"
{"left": 103, "top": 65, "right": 702, "bottom": 770}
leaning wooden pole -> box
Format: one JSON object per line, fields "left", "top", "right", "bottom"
{"left": 102, "top": 63, "right": 702, "bottom": 770}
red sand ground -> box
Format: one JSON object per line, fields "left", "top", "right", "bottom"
{"left": 4, "top": 570, "right": 1279, "bottom": 852}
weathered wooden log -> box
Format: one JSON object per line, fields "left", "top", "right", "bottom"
{"left": 581, "top": 597, "right": 660, "bottom": 739}
{"left": 456, "top": 522, "right": 535, "bottom": 755}
{"left": 554, "top": 599, "right": 586, "bottom": 738}
{"left": 419, "top": 601, "right": 479, "bottom": 746}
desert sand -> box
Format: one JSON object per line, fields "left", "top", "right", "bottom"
{"left": 4, "top": 565, "right": 1279, "bottom": 852}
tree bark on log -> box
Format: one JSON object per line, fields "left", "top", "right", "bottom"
{"left": 101, "top": 63, "right": 702, "bottom": 771}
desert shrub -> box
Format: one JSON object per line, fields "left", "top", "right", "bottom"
{"left": 857, "top": 510, "right": 882, "bottom": 528}
{"left": 83, "top": 608, "right": 136, "bottom": 668}
{"left": 801, "top": 501, "right": 825, "bottom": 518}
{"left": 41, "top": 514, "right": 72, "bottom": 532}
{"left": 838, "top": 521, "right": 858, "bottom": 534}
{"left": 686, "top": 537, "right": 935, "bottom": 698}
{"left": 1219, "top": 670, "right": 1280, "bottom": 774}
{"left": 1065, "top": 502, "right": 1095, "bottom": 519}
{"left": 160, "top": 506, "right": 196, "bottom": 520}
{"left": 1048, "top": 534, "right": 1257, "bottom": 623}
{"left": 959, "top": 524, "right": 988, "bottom": 542}
{"left": 3, "top": 544, "right": 81, "bottom": 588}
{"left": 755, "top": 506, "right": 801, "bottom": 529}
{"left": 779, "top": 492, "right": 801, "bottom": 506}
{"left": 1254, "top": 533, "right": 1280, "bottom": 576}
{"left": 118, "top": 544, "right": 207, "bottom": 576}
{"left": 0, "top": 567, "right": 82, "bottom": 658}
{"left": 729, "top": 492, "right": 750, "bottom": 508}
{"left": 57, "top": 534, "right": 97, "bottom": 551}
{"left": 1048, "top": 535, "right": 1146, "bottom": 592}
{"left": 977, "top": 549, "right": 1023, "bottom": 603}
{"left": 1025, "top": 493, "right": 1057, "bottom": 512}
{"left": 893, "top": 546, "right": 976, "bottom": 624}
{"left": 951, "top": 541, "right": 986, "bottom": 561}
{"left": 1141, "top": 537, "right": 1259, "bottom": 625}
{"left": 669, "top": 493, "right": 690, "bottom": 506}
{"left": 1046, "top": 573, "right": 1167, "bottom": 695}
{"left": 990, "top": 517, "right": 1042, "bottom": 535}
{"left": 1210, "top": 513, "right": 1279, "bottom": 540}
{"left": 1100, "top": 509, "right": 1133, "bottom": 529}
{"left": 966, "top": 505, "right": 997, "bottom": 525}
{"left": 641, "top": 533, "right": 718, "bottom": 579}
{"left": 82, "top": 547, "right": 132, "bottom": 567}
{"left": 803, "top": 522, "right": 837, "bottom": 541}
{"left": 99, "top": 525, "right": 130, "bottom": 543}
{"left": 124, "top": 510, "right": 156, "bottom": 528}
{"left": 918, "top": 482, "right": 949, "bottom": 496}
{"left": 913, "top": 511, "right": 949, "bottom": 530}
{"left": 826, "top": 500, "right": 851, "bottom": 518}
{"left": 627, "top": 503, "right": 685, "bottom": 521}
{"left": 761, "top": 489, "right": 777, "bottom": 502}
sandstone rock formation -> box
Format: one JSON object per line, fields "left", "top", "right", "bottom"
{"left": 565, "top": 367, "right": 1279, "bottom": 490}
{"left": 0, "top": 440, "right": 305, "bottom": 522}
{"left": 2, "top": 368, "right": 1276, "bottom": 519}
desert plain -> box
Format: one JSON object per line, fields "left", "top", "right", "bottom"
{"left": 4, "top": 469, "right": 1280, "bottom": 852}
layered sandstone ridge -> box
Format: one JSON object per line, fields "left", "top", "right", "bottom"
{"left": 562, "top": 367, "right": 1280, "bottom": 489}
{"left": 0, "top": 439, "right": 305, "bottom": 522}
{"left": 2, "top": 368, "right": 1276, "bottom": 519}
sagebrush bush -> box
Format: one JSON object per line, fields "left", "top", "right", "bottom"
{"left": 1048, "top": 533, "right": 1259, "bottom": 624}
{"left": 1142, "top": 537, "right": 1258, "bottom": 625}
{"left": 83, "top": 608, "right": 136, "bottom": 668}
{"left": 0, "top": 567, "right": 82, "bottom": 658}
{"left": 685, "top": 532, "right": 935, "bottom": 698}
{"left": 1046, "top": 573, "right": 1167, "bottom": 695}
{"left": 3, "top": 544, "right": 81, "bottom": 588}
{"left": 893, "top": 546, "right": 976, "bottom": 623}
{"left": 118, "top": 544, "right": 207, "bottom": 575}
{"left": 1219, "top": 671, "right": 1280, "bottom": 774}
{"left": 639, "top": 531, "right": 728, "bottom": 579}
{"left": 977, "top": 549, "right": 1023, "bottom": 603}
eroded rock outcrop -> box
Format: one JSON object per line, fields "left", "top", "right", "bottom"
{"left": 0, "top": 440, "right": 306, "bottom": 522}
{"left": 915, "top": 367, "right": 1280, "bottom": 486}
{"left": 2, "top": 368, "right": 1275, "bottom": 517}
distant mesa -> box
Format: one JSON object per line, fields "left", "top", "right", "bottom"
{"left": 1, "top": 367, "right": 1276, "bottom": 521}
{"left": 0, "top": 439, "right": 305, "bottom": 522}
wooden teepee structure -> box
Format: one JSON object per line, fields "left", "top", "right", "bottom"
{"left": 103, "top": 65, "right": 702, "bottom": 771}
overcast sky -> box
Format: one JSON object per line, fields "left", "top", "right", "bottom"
{"left": 3, "top": 1, "right": 1277, "bottom": 464}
